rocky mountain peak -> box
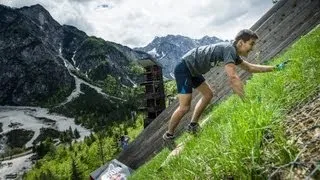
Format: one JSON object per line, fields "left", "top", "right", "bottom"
{"left": 19, "top": 4, "right": 60, "bottom": 28}
{"left": 199, "top": 35, "right": 221, "bottom": 44}
{"left": 135, "top": 34, "right": 223, "bottom": 78}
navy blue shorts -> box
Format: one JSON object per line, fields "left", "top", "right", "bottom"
{"left": 174, "top": 61, "right": 205, "bottom": 94}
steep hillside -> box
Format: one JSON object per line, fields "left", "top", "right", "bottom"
{"left": 117, "top": 0, "right": 320, "bottom": 170}
{"left": 130, "top": 24, "right": 320, "bottom": 180}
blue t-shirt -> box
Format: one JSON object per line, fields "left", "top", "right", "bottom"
{"left": 182, "top": 42, "right": 242, "bottom": 76}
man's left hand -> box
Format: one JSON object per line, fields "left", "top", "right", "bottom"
{"left": 275, "top": 60, "right": 290, "bottom": 71}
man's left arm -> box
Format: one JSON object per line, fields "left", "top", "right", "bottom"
{"left": 239, "top": 60, "right": 275, "bottom": 73}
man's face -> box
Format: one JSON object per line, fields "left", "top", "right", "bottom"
{"left": 237, "top": 38, "right": 256, "bottom": 57}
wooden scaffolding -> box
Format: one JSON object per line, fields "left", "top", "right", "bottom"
{"left": 138, "top": 58, "right": 166, "bottom": 128}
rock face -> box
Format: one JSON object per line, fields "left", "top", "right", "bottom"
{"left": 0, "top": 4, "right": 150, "bottom": 106}
{"left": 0, "top": 4, "right": 73, "bottom": 106}
{"left": 135, "top": 35, "right": 223, "bottom": 78}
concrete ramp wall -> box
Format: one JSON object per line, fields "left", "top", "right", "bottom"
{"left": 117, "top": 0, "right": 320, "bottom": 169}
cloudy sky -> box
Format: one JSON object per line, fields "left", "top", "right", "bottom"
{"left": 1, "top": 0, "right": 274, "bottom": 48}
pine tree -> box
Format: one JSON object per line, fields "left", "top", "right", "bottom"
{"left": 74, "top": 128, "right": 80, "bottom": 139}
{"left": 36, "top": 142, "right": 45, "bottom": 158}
{"left": 71, "top": 159, "right": 82, "bottom": 180}
{"left": 39, "top": 169, "right": 56, "bottom": 180}
{"left": 68, "top": 126, "right": 74, "bottom": 138}
{"left": 90, "top": 132, "right": 96, "bottom": 142}
{"left": 97, "top": 132, "right": 106, "bottom": 165}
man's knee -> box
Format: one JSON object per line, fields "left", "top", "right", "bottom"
{"left": 203, "top": 90, "right": 214, "bottom": 101}
{"left": 177, "top": 106, "right": 190, "bottom": 114}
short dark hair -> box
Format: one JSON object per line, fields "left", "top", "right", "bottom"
{"left": 234, "top": 29, "right": 258, "bottom": 44}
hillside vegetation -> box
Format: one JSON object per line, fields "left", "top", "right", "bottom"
{"left": 23, "top": 115, "right": 144, "bottom": 179}
{"left": 130, "top": 25, "right": 320, "bottom": 179}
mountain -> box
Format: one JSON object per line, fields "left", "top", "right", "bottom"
{"left": 0, "top": 4, "right": 150, "bottom": 129}
{"left": 0, "top": 4, "right": 72, "bottom": 106}
{"left": 135, "top": 35, "right": 224, "bottom": 78}
{"left": 0, "top": 4, "right": 149, "bottom": 106}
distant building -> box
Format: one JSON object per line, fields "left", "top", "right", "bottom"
{"left": 138, "top": 57, "right": 166, "bottom": 128}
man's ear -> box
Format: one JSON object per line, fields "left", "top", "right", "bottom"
{"left": 236, "top": 39, "right": 243, "bottom": 47}
{"left": 239, "top": 39, "right": 243, "bottom": 46}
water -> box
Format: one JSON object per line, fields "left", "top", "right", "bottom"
{"left": 0, "top": 106, "right": 91, "bottom": 178}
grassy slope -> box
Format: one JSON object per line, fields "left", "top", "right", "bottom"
{"left": 130, "top": 25, "right": 320, "bottom": 179}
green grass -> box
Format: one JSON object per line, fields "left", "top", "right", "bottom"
{"left": 130, "top": 25, "right": 320, "bottom": 179}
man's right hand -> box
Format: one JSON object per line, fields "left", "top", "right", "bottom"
{"left": 224, "top": 63, "right": 245, "bottom": 98}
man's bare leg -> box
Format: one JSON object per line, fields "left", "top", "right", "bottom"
{"left": 167, "top": 94, "right": 192, "bottom": 134}
{"left": 190, "top": 82, "right": 214, "bottom": 123}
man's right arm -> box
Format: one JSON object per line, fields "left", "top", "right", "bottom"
{"left": 224, "top": 63, "right": 245, "bottom": 99}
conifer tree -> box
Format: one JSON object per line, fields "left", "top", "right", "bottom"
{"left": 71, "top": 159, "right": 82, "bottom": 180}
{"left": 74, "top": 128, "right": 80, "bottom": 139}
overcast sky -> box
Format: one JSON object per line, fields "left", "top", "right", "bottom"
{"left": 1, "top": 0, "right": 274, "bottom": 48}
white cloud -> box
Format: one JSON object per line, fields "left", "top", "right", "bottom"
{"left": 0, "top": 0, "right": 273, "bottom": 48}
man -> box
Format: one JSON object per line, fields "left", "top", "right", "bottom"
{"left": 163, "top": 29, "right": 284, "bottom": 142}
{"left": 119, "top": 135, "right": 130, "bottom": 150}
